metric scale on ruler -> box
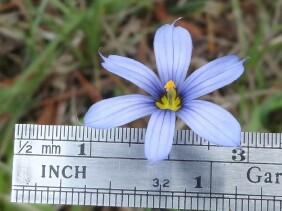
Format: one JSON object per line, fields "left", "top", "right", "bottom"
{"left": 11, "top": 124, "right": 282, "bottom": 211}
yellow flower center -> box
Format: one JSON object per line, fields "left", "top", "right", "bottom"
{"left": 155, "top": 80, "right": 181, "bottom": 111}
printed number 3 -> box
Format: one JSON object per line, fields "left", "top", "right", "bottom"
{"left": 232, "top": 148, "right": 246, "bottom": 161}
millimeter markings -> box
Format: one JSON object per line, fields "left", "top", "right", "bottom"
{"left": 11, "top": 124, "right": 282, "bottom": 211}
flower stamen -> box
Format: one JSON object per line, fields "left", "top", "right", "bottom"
{"left": 156, "top": 80, "right": 181, "bottom": 111}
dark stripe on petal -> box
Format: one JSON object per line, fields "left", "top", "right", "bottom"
{"left": 144, "top": 110, "right": 176, "bottom": 163}
{"left": 180, "top": 56, "right": 246, "bottom": 101}
{"left": 177, "top": 100, "right": 241, "bottom": 146}
{"left": 84, "top": 95, "right": 156, "bottom": 128}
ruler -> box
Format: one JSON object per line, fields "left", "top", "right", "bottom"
{"left": 11, "top": 124, "right": 282, "bottom": 211}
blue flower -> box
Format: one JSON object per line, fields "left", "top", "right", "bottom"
{"left": 84, "top": 21, "right": 246, "bottom": 163}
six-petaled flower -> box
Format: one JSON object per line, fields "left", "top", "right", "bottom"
{"left": 84, "top": 21, "right": 246, "bottom": 163}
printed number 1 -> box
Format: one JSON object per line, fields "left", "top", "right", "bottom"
{"left": 194, "top": 176, "right": 203, "bottom": 188}
{"left": 78, "top": 143, "right": 86, "bottom": 155}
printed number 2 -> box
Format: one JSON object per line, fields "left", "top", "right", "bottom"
{"left": 232, "top": 148, "right": 246, "bottom": 161}
{"left": 153, "top": 178, "right": 170, "bottom": 188}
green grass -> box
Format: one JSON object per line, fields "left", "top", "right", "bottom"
{"left": 0, "top": 0, "right": 281, "bottom": 211}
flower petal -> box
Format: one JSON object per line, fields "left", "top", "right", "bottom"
{"left": 145, "top": 110, "right": 176, "bottom": 163}
{"left": 84, "top": 95, "right": 156, "bottom": 128}
{"left": 154, "top": 23, "right": 192, "bottom": 85}
{"left": 177, "top": 100, "right": 241, "bottom": 146}
{"left": 179, "top": 56, "right": 246, "bottom": 101}
{"left": 100, "top": 54, "right": 163, "bottom": 99}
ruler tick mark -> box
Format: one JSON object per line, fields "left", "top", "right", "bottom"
{"left": 134, "top": 186, "right": 136, "bottom": 207}
{"left": 209, "top": 161, "right": 213, "bottom": 210}
{"left": 109, "top": 182, "right": 111, "bottom": 206}
{"left": 11, "top": 124, "right": 282, "bottom": 210}
{"left": 71, "top": 187, "right": 74, "bottom": 204}
{"left": 28, "top": 189, "right": 30, "bottom": 203}
{"left": 46, "top": 186, "right": 49, "bottom": 204}
{"left": 102, "top": 191, "right": 105, "bottom": 206}
{"left": 235, "top": 186, "right": 238, "bottom": 211}
{"left": 247, "top": 195, "right": 250, "bottom": 211}
{"left": 222, "top": 194, "right": 224, "bottom": 210}
{"left": 261, "top": 187, "right": 263, "bottom": 210}
{"left": 96, "top": 189, "right": 98, "bottom": 206}
{"left": 146, "top": 191, "right": 148, "bottom": 208}
{"left": 59, "top": 180, "right": 62, "bottom": 204}
{"left": 158, "top": 185, "right": 161, "bottom": 208}
{"left": 115, "top": 191, "right": 117, "bottom": 207}
{"left": 184, "top": 188, "right": 187, "bottom": 209}
{"left": 121, "top": 189, "right": 124, "bottom": 207}
{"left": 197, "top": 193, "right": 199, "bottom": 210}
{"left": 84, "top": 185, "right": 87, "bottom": 205}
{"left": 21, "top": 186, "right": 24, "bottom": 203}
{"left": 171, "top": 191, "right": 174, "bottom": 208}
{"left": 127, "top": 192, "right": 130, "bottom": 207}
{"left": 34, "top": 183, "right": 37, "bottom": 203}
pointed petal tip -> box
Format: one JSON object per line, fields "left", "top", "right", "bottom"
{"left": 242, "top": 56, "right": 250, "bottom": 63}
{"left": 98, "top": 48, "right": 106, "bottom": 61}
{"left": 233, "top": 55, "right": 249, "bottom": 64}
{"left": 84, "top": 95, "right": 155, "bottom": 129}
{"left": 180, "top": 54, "right": 247, "bottom": 101}
{"left": 154, "top": 20, "right": 192, "bottom": 84}
{"left": 172, "top": 17, "right": 183, "bottom": 25}
{"left": 98, "top": 53, "right": 163, "bottom": 98}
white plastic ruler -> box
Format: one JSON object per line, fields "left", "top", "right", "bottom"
{"left": 11, "top": 124, "right": 282, "bottom": 211}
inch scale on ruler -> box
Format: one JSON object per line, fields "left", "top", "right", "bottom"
{"left": 11, "top": 124, "right": 282, "bottom": 211}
